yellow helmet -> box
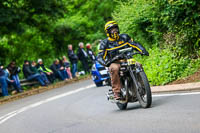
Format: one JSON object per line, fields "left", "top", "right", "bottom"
{"left": 104, "top": 21, "right": 119, "bottom": 40}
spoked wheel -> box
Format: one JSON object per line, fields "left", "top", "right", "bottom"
{"left": 116, "top": 79, "right": 128, "bottom": 110}
{"left": 136, "top": 71, "right": 152, "bottom": 108}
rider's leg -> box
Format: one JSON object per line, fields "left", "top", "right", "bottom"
{"left": 109, "top": 63, "right": 121, "bottom": 100}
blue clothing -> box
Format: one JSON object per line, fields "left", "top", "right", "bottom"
{"left": 0, "top": 69, "right": 14, "bottom": 96}
{"left": 4, "top": 69, "right": 12, "bottom": 82}
{"left": 11, "top": 74, "right": 23, "bottom": 92}
{"left": 27, "top": 73, "right": 46, "bottom": 86}
{"left": 63, "top": 62, "right": 70, "bottom": 68}
{"left": 50, "top": 63, "right": 69, "bottom": 80}
{"left": 72, "top": 63, "right": 77, "bottom": 78}
{"left": 0, "top": 68, "right": 9, "bottom": 96}
{"left": 0, "top": 68, "right": 5, "bottom": 77}
{"left": 40, "top": 73, "right": 50, "bottom": 84}
{"left": 0, "top": 69, "right": 23, "bottom": 96}
{"left": 0, "top": 76, "right": 9, "bottom": 96}
{"left": 23, "top": 64, "right": 47, "bottom": 86}
{"left": 60, "top": 70, "right": 69, "bottom": 80}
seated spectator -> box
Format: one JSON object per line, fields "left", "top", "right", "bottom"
{"left": 0, "top": 63, "right": 16, "bottom": 96}
{"left": 7, "top": 61, "right": 23, "bottom": 93}
{"left": 0, "top": 64, "right": 10, "bottom": 96}
{"left": 50, "top": 59, "right": 69, "bottom": 81}
{"left": 36, "top": 59, "right": 55, "bottom": 83}
{"left": 62, "top": 56, "right": 72, "bottom": 79}
{"left": 22, "top": 60, "right": 47, "bottom": 86}
{"left": 31, "top": 61, "right": 50, "bottom": 85}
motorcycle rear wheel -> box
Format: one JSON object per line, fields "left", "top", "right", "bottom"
{"left": 136, "top": 71, "right": 152, "bottom": 108}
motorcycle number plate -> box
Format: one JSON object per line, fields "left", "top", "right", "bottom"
{"left": 128, "top": 58, "right": 136, "bottom": 65}
{"left": 99, "top": 70, "right": 108, "bottom": 75}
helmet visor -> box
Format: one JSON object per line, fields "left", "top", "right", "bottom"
{"left": 110, "top": 28, "right": 119, "bottom": 34}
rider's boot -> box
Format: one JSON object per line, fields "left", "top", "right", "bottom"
{"left": 114, "top": 92, "right": 121, "bottom": 101}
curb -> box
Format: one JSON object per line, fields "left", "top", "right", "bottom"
{"left": 151, "top": 82, "right": 200, "bottom": 93}
{"left": 0, "top": 76, "right": 91, "bottom": 105}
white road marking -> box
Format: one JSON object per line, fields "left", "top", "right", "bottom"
{"left": 0, "top": 85, "right": 200, "bottom": 125}
{"left": 153, "top": 92, "right": 200, "bottom": 97}
{"left": 0, "top": 84, "right": 95, "bottom": 124}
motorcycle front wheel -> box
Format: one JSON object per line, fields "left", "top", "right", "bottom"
{"left": 136, "top": 71, "right": 152, "bottom": 108}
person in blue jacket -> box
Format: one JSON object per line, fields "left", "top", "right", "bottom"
{"left": 0, "top": 63, "right": 14, "bottom": 96}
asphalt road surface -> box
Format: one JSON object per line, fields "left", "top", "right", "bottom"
{"left": 0, "top": 79, "right": 200, "bottom": 133}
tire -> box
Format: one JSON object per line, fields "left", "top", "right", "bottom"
{"left": 95, "top": 81, "right": 103, "bottom": 87}
{"left": 136, "top": 71, "right": 152, "bottom": 108}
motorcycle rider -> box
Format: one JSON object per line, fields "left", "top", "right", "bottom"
{"left": 97, "top": 21, "right": 149, "bottom": 101}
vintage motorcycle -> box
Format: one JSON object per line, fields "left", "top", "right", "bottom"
{"left": 106, "top": 47, "right": 152, "bottom": 110}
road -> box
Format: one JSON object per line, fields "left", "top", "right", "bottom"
{"left": 0, "top": 79, "right": 200, "bottom": 133}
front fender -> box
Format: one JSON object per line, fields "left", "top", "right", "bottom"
{"left": 135, "top": 62, "right": 143, "bottom": 73}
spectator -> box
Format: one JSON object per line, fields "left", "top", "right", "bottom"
{"left": 0, "top": 64, "right": 10, "bottom": 96}
{"left": 7, "top": 61, "right": 23, "bottom": 93}
{"left": 0, "top": 63, "right": 18, "bottom": 96}
{"left": 50, "top": 59, "right": 69, "bottom": 81}
{"left": 36, "top": 59, "right": 55, "bottom": 83}
{"left": 86, "top": 43, "right": 96, "bottom": 62}
{"left": 62, "top": 56, "right": 72, "bottom": 79}
{"left": 67, "top": 44, "right": 78, "bottom": 78}
{"left": 86, "top": 43, "right": 96, "bottom": 69}
{"left": 30, "top": 61, "right": 50, "bottom": 85}
{"left": 22, "top": 60, "right": 47, "bottom": 86}
{"left": 77, "top": 42, "right": 90, "bottom": 74}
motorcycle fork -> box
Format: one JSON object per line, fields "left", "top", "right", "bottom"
{"left": 123, "top": 78, "right": 129, "bottom": 102}
{"left": 128, "top": 66, "right": 139, "bottom": 95}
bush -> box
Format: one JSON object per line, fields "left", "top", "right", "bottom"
{"left": 113, "top": 0, "right": 200, "bottom": 55}
{"left": 136, "top": 47, "right": 199, "bottom": 85}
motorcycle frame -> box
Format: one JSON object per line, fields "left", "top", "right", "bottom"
{"left": 120, "top": 62, "right": 143, "bottom": 103}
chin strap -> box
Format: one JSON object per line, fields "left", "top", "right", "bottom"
{"left": 108, "top": 32, "right": 119, "bottom": 41}
{"left": 108, "top": 37, "right": 116, "bottom": 41}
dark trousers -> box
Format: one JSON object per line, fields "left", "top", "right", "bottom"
{"left": 11, "top": 74, "right": 22, "bottom": 92}
{"left": 72, "top": 63, "right": 77, "bottom": 78}
{"left": 45, "top": 73, "right": 55, "bottom": 83}
{"left": 27, "top": 73, "right": 46, "bottom": 86}
{"left": 81, "top": 60, "right": 89, "bottom": 73}
{"left": 0, "top": 76, "right": 9, "bottom": 96}
{"left": 55, "top": 70, "right": 69, "bottom": 80}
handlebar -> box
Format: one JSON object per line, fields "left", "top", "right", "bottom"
{"left": 109, "top": 50, "right": 141, "bottom": 63}
{"left": 105, "top": 47, "right": 147, "bottom": 66}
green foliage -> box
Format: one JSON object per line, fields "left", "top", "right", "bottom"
{"left": 52, "top": 0, "right": 117, "bottom": 51}
{"left": 112, "top": 0, "right": 200, "bottom": 85}
{"left": 113, "top": 0, "right": 200, "bottom": 55}
{"left": 1, "top": 0, "right": 200, "bottom": 84}
{"left": 0, "top": 0, "right": 117, "bottom": 68}
{"left": 136, "top": 47, "right": 199, "bottom": 85}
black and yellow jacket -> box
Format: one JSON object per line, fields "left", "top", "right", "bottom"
{"left": 97, "top": 34, "right": 149, "bottom": 67}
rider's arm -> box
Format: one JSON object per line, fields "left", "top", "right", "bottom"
{"left": 130, "top": 41, "right": 149, "bottom": 56}
{"left": 97, "top": 41, "right": 108, "bottom": 66}
{"left": 121, "top": 34, "right": 149, "bottom": 56}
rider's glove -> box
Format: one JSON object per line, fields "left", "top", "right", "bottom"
{"left": 142, "top": 50, "right": 149, "bottom": 56}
